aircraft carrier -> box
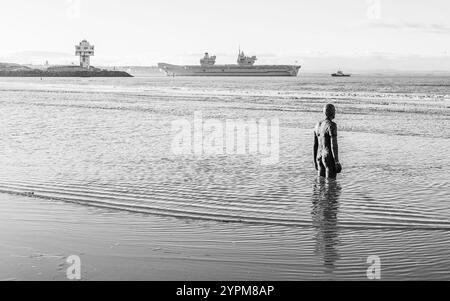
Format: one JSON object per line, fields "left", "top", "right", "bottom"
{"left": 158, "top": 51, "right": 301, "bottom": 77}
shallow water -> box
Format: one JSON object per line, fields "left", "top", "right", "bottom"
{"left": 0, "top": 75, "right": 449, "bottom": 280}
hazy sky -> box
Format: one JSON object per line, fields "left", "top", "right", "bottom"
{"left": 0, "top": 0, "right": 449, "bottom": 70}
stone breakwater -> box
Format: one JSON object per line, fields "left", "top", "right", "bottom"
{"left": 0, "top": 63, "right": 133, "bottom": 77}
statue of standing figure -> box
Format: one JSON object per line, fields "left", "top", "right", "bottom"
{"left": 314, "top": 104, "right": 342, "bottom": 179}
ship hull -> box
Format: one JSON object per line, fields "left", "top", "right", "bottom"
{"left": 158, "top": 63, "right": 301, "bottom": 77}
{"left": 331, "top": 74, "right": 351, "bottom": 77}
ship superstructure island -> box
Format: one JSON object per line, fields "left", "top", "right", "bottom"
{"left": 158, "top": 51, "right": 301, "bottom": 77}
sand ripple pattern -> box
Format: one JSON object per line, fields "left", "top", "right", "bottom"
{"left": 0, "top": 176, "right": 448, "bottom": 230}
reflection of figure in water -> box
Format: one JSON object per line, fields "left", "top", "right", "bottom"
{"left": 311, "top": 177, "right": 342, "bottom": 273}
{"left": 314, "top": 104, "right": 342, "bottom": 179}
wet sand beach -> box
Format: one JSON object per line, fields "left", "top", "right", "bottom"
{"left": 2, "top": 193, "right": 450, "bottom": 281}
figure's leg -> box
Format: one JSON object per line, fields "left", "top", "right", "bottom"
{"left": 325, "top": 168, "right": 337, "bottom": 179}
{"left": 323, "top": 156, "right": 337, "bottom": 179}
{"left": 317, "top": 158, "right": 326, "bottom": 177}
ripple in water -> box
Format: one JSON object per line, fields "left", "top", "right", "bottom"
{"left": 0, "top": 76, "right": 449, "bottom": 279}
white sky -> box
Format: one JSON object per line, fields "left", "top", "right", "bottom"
{"left": 0, "top": 0, "right": 449, "bottom": 70}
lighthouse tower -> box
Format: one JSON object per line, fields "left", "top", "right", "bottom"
{"left": 75, "top": 40, "right": 94, "bottom": 69}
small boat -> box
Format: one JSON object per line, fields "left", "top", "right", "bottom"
{"left": 331, "top": 70, "right": 351, "bottom": 77}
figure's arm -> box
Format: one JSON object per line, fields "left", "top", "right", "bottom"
{"left": 330, "top": 123, "right": 339, "bottom": 163}
{"left": 331, "top": 136, "right": 339, "bottom": 163}
{"left": 313, "top": 131, "right": 318, "bottom": 170}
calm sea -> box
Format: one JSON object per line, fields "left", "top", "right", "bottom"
{"left": 0, "top": 74, "right": 449, "bottom": 280}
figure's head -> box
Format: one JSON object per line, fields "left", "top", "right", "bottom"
{"left": 324, "top": 104, "right": 336, "bottom": 120}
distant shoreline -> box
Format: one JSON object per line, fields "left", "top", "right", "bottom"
{"left": 0, "top": 71, "right": 133, "bottom": 78}
{"left": 0, "top": 63, "right": 133, "bottom": 77}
